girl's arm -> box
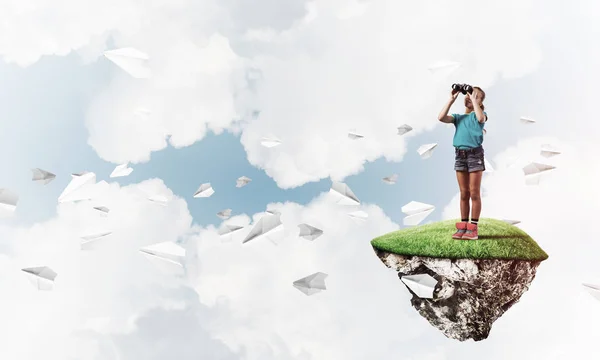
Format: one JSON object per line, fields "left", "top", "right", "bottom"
{"left": 472, "top": 101, "right": 486, "bottom": 123}
{"left": 438, "top": 92, "right": 459, "bottom": 123}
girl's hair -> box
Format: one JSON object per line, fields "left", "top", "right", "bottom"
{"left": 474, "top": 86, "right": 485, "bottom": 110}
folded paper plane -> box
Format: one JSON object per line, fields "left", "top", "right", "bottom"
{"left": 80, "top": 231, "right": 113, "bottom": 250}
{"left": 298, "top": 224, "right": 323, "bottom": 241}
{"left": 348, "top": 131, "right": 364, "bottom": 140}
{"left": 261, "top": 136, "right": 282, "bottom": 148}
{"left": 103, "top": 47, "right": 151, "bottom": 79}
{"left": 110, "top": 163, "right": 133, "bottom": 178}
{"left": 401, "top": 274, "right": 438, "bottom": 299}
{"left": 193, "top": 183, "right": 214, "bottom": 198}
{"left": 218, "top": 224, "right": 245, "bottom": 237}
{"left": 540, "top": 144, "right": 561, "bottom": 158}
{"left": 139, "top": 241, "right": 186, "bottom": 267}
{"left": 58, "top": 172, "right": 96, "bottom": 203}
{"left": 519, "top": 116, "right": 536, "bottom": 124}
{"left": 382, "top": 174, "right": 398, "bottom": 184}
{"left": 236, "top": 176, "right": 252, "bottom": 188}
{"left": 148, "top": 194, "right": 169, "bottom": 206}
{"left": 93, "top": 206, "right": 110, "bottom": 215}
{"left": 582, "top": 283, "right": 600, "bottom": 302}
{"left": 0, "top": 189, "right": 18, "bottom": 213}
{"left": 31, "top": 168, "right": 56, "bottom": 185}
{"left": 523, "top": 162, "right": 556, "bottom": 185}
{"left": 401, "top": 201, "right": 435, "bottom": 226}
{"left": 417, "top": 143, "right": 438, "bottom": 159}
{"left": 484, "top": 159, "right": 494, "bottom": 173}
{"left": 22, "top": 266, "right": 57, "bottom": 291}
{"left": 242, "top": 213, "right": 283, "bottom": 244}
{"left": 293, "top": 272, "right": 328, "bottom": 296}
{"left": 329, "top": 182, "right": 360, "bottom": 205}
{"left": 502, "top": 219, "right": 521, "bottom": 225}
{"left": 348, "top": 210, "right": 368, "bottom": 222}
{"left": 397, "top": 124, "right": 413, "bottom": 136}
{"left": 217, "top": 209, "right": 232, "bottom": 219}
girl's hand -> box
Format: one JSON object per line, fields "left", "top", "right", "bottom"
{"left": 450, "top": 89, "right": 459, "bottom": 101}
{"left": 467, "top": 88, "right": 479, "bottom": 102}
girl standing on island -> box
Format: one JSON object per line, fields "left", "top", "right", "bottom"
{"left": 437, "top": 85, "right": 488, "bottom": 240}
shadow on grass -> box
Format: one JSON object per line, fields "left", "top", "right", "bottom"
{"left": 477, "top": 234, "right": 524, "bottom": 240}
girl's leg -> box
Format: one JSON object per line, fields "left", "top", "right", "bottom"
{"left": 469, "top": 170, "right": 483, "bottom": 220}
{"left": 456, "top": 171, "right": 470, "bottom": 220}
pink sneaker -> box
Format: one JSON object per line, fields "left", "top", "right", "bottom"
{"left": 461, "top": 223, "right": 479, "bottom": 240}
{"left": 452, "top": 222, "right": 467, "bottom": 239}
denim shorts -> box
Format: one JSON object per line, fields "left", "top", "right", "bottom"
{"left": 454, "top": 146, "right": 485, "bottom": 172}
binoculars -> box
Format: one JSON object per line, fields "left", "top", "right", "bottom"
{"left": 452, "top": 83, "right": 473, "bottom": 95}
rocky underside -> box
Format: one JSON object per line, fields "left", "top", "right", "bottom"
{"left": 375, "top": 250, "right": 542, "bottom": 341}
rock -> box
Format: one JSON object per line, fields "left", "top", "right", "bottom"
{"left": 374, "top": 250, "right": 542, "bottom": 341}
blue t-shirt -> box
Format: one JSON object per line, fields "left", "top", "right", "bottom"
{"left": 452, "top": 112, "right": 487, "bottom": 149}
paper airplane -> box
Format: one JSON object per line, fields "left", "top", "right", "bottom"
{"left": 265, "top": 208, "right": 282, "bottom": 216}
{"left": 382, "top": 174, "right": 398, "bottom": 184}
{"left": 348, "top": 210, "right": 368, "bottom": 222}
{"left": 348, "top": 131, "right": 364, "bottom": 140}
{"left": 148, "top": 194, "right": 168, "bottom": 206}
{"left": 401, "top": 274, "right": 438, "bottom": 299}
{"left": 523, "top": 162, "right": 556, "bottom": 185}
{"left": 427, "top": 61, "right": 461, "bottom": 73}
{"left": 134, "top": 107, "right": 151, "bottom": 118}
{"left": 218, "top": 224, "right": 245, "bottom": 237}
{"left": 298, "top": 224, "right": 323, "bottom": 241}
{"left": 217, "top": 209, "right": 232, "bottom": 220}
{"left": 22, "top": 266, "right": 57, "bottom": 291}
{"left": 540, "top": 144, "right": 561, "bottom": 158}
{"left": 329, "top": 182, "right": 360, "bottom": 205}
{"left": 58, "top": 172, "right": 97, "bottom": 203}
{"left": 139, "top": 241, "right": 186, "bottom": 267}
{"left": 110, "top": 163, "right": 133, "bottom": 178}
{"left": 519, "top": 116, "right": 536, "bottom": 124}
{"left": 103, "top": 47, "right": 151, "bottom": 79}
{"left": 236, "top": 176, "right": 252, "bottom": 188}
{"left": 80, "top": 231, "right": 113, "bottom": 250}
{"left": 397, "top": 124, "right": 413, "bottom": 136}
{"left": 484, "top": 159, "right": 494, "bottom": 173}
{"left": 483, "top": 128, "right": 487, "bottom": 135}
{"left": 261, "top": 136, "right": 282, "bottom": 148}
{"left": 401, "top": 201, "right": 435, "bottom": 226}
{"left": 417, "top": 143, "right": 438, "bottom": 159}
{"left": 583, "top": 283, "right": 600, "bottom": 302}
{"left": 502, "top": 219, "right": 521, "bottom": 225}
{"left": 0, "top": 189, "right": 18, "bottom": 214}
{"left": 242, "top": 213, "right": 284, "bottom": 244}
{"left": 293, "top": 272, "right": 328, "bottom": 296}
{"left": 31, "top": 168, "right": 56, "bottom": 185}
{"left": 93, "top": 206, "right": 110, "bottom": 215}
{"left": 193, "top": 183, "right": 214, "bottom": 198}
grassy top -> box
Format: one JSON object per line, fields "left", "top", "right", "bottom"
{"left": 371, "top": 218, "right": 548, "bottom": 261}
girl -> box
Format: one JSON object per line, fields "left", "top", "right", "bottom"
{"left": 437, "top": 86, "right": 487, "bottom": 240}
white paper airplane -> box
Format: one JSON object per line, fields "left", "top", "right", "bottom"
{"left": 397, "top": 124, "right": 413, "bottom": 136}
{"left": 134, "top": 107, "right": 151, "bottom": 119}
{"left": 417, "top": 143, "right": 438, "bottom": 159}
{"left": 103, "top": 47, "right": 151, "bottom": 79}
{"left": 242, "top": 213, "right": 284, "bottom": 244}
{"left": 110, "top": 163, "right": 133, "bottom": 178}
{"left": 93, "top": 206, "right": 110, "bottom": 215}
{"left": 80, "top": 231, "right": 113, "bottom": 250}
{"left": 348, "top": 210, "right": 368, "bottom": 222}
{"left": 540, "top": 144, "right": 561, "bottom": 158}
{"left": 483, "top": 128, "right": 487, "bottom": 135}
{"left": 401, "top": 274, "right": 438, "bottom": 299}
{"left": 217, "top": 209, "right": 232, "bottom": 219}
{"left": 523, "top": 162, "right": 556, "bottom": 185}
{"left": 139, "top": 241, "right": 186, "bottom": 267}
{"left": 348, "top": 131, "right": 364, "bottom": 140}
{"left": 193, "top": 183, "right": 214, "bottom": 198}
{"left": 401, "top": 201, "right": 435, "bottom": 226}
{"left": 236, "top": 176, "right": 252, "bottom": 188}
{"left": 0, "top": 189, "right": 18, "bottom": 214}
{"left": 148, "top": 194, "right": 169, "bottom": 206}
{"left": 293, "top": 272, "right": 328, "bottom": 296}
{"left": 519, "top": 116, "right": 536, "bottom": 124}
{"left": 58, "top": 172, "right": 97, "bottom": 203}
{"left": 502, "top": 219, "right": 521, "bottom": 225}
{"left": 218, "top": 224, "right": 245, "bottom": 237}
{"left": 298, "top": 224, "right": 323, "bottom": 241}
{"left": 382, "top": 174, "right": 398, "bottom": 184}
{"left": 31, "top": 168, "right": 56, "bottom": 185}
{"left": 22, "top": 266, "right": 57, "bottom": 291}
{"left": 329, "top": 182, "right": 360, "bottom": 205}
{"left": 484, "top": 159, "right": 494, "bottom": 173}
{"left": 261, "top": 136, "right": 282, "bottom": 148}
{"left": 583, "top": 283, "right": 600, "bottom": 302}
{"left": 427, "top": 61, "right": 461, "bottom": 73}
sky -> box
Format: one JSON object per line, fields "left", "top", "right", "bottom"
{"left": 1, "top": 0, "right": 600, "bottom": 359}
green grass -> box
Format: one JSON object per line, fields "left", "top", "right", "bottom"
{"left": 371, "top": 218, "right": 548, "bottom": 261}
